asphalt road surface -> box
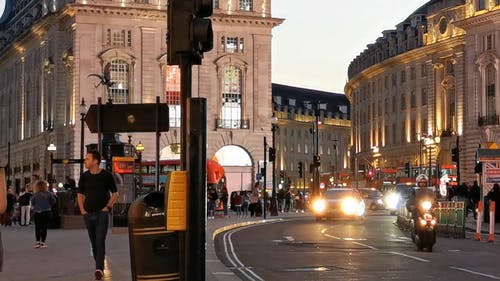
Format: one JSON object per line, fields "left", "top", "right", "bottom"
{"left": 214, "top": 211, "right": 500, "bottom": 281}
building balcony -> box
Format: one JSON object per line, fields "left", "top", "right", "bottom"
{"left": 215, "top": 118, "right": 250, "bottom": 130}
{"left": 478, "top": 115, "right": 500, "bottom": 126}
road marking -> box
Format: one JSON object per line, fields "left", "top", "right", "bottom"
{"left": 284, "top": 236, "right": 295, "bottom": 241}
{"left": 450, "top": 266, "right": 500, "bottom": 280}
{"left": 213, "top": 272, "right": 236, "bottom": 276}
{"left": 222, "top": 225, "right": 266, "bottom": 281}
{"left": 352, "top": 241, "right": 378, "bottom": 250}
{"left": 388, "top": 251, "right": 430, "bottom": 263}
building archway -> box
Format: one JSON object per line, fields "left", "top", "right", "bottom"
{"left": 213, "top": 145, "right": 253, "bottom": 195}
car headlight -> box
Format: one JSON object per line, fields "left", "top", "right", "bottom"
{"left": 385, "top": 193, "right": 400, "bottom": 210}
{"left": 341, "top": 197, "right": 360, "bottom": 215}
{"left": 312, "top": 199, "right": 327, "bottom": 213}
{"left": 421, "top": 200, "right": 432, "bottom": 211}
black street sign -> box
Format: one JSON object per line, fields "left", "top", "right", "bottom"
{"left": 84, "top": 103, "right": 169, "bottom": 133}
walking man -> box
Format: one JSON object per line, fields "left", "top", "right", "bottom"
{"left": 78, "top": 151, "right": 118, "bottom": 280}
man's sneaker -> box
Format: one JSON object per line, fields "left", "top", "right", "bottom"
{"left": 33, "top": 242, "right": 41, "bottom": 249}
{"left": 39, "top": 242, "right": 47, "bottom": 248}
{"left": 95, "top": 269, "right": 104, "bottom": 280}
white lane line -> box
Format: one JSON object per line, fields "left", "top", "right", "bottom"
{"left": 283, "top": 236, "right": 295, "bottom": 242}
{"left": 324, "top": 233, "right": 342, "bottom": 240}
{"left": 352, "top": 241, "right": 379, "bottom": 250}
{"left": 450, "top": 266, "right": 500, "bottom": 280}
{"left": 224, "top": 225, "right": 266, "bottom": 281}
{"left": 388, "top": 251, "right": 430, "bottom": 263}
{"left": 213, "top": 272, "right": 237, "bottom": 276}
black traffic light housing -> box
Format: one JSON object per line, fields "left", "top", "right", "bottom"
{"left": 168, "top": 0, "right": 213, "bottom": 65}
{"left": 268, "top": 147, "right": 276, "bottom": 162}
{"left": 451, "top": 147, "right": 459, "bottom": 163}
{"left": 405, "top": 162, "right": 410, "bottom": 176}
{"left": 297, "top": 161, "right": 303, "bottom": 178}
{"left": 474, "top": 162, "right": 482, "bottom": 174}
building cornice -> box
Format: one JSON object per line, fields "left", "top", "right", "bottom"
{"left": 345, "top": 35, "right": 465, "bottom": 100}
{"left": 212, "top": 13, "right": 284, "bottom": 28}
{"left": 454, "top": 9, "right": 500, "bottom": 29}
{"left": 65, "top": 3, "right": 166, "bottom": 20}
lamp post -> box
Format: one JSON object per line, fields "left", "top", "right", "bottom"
{"left": 136, "top": 141, "right": 145, "bottom": 163}
{"left": 270, "top": 116, "right": 279, "bottom": 216}
{"left": 47, "top": 143, "right": 57, "bottom": 183}
{"left": 79, "top": 98, "right": 87, "bottom": 176}
{"left": 424, "top": 136, "right": 440, "bottom": 187}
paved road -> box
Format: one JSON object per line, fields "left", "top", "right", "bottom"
{"left": 215, "top": 211, "right": 500, "bottom": 281}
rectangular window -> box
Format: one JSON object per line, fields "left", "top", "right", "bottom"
{"left": 478, "top": 0, "right": 486, "bottom": 10}
{"left": 486, "top": 34, "right": 495, "bottom": 51}
{"left": 421, "top": 88, "right": 427, "bottom": 106}
{"left": 421, "top": 64, "right": 427, "bottom": 77}
{"left": 239, "top": 0, "right": 253, "bottom": 11}
{"left": 226, "top": 37, "right": 237, "bottom": 53}
{"left": 134, "top": 0, "right": 149, "bottom": 3}
{"left": 411, "top": 91, "right": 416, "bottom": 108}
{"left": 401, "top": 94, "right": 406, "bottom": 110}
{"left": 410, "top": 66, "right": 416, "bottom": 80}
{"left": 214, "top": 0, "right": 220, "bottom": 9}
{"left": 127, "top": 30, "right": 132, "bottom": 47}
{"left": 391, "top": 73, "right": 396, "bottom": 87}
{"left": 111, "top": 30, "right": 126, "bottom": 47}
{"left": 400, "top": 70, "right": 406, "bottom": 83}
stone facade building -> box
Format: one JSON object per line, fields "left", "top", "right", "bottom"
{"left": 0, "top": 0, "right": 283, "bottom": 194}
{"left": 272, "top": 84, "right": 351, "bottom": 191}
{"left": 345, "top": 0, "right": 500, "bottom": 185}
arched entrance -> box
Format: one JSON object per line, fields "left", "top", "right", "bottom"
{"left": 213, "top": 145, "right": 253, "bottom": 195}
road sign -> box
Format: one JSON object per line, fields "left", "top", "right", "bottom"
{"left": 84, "top": 103, "right": 169, "bottom": 133}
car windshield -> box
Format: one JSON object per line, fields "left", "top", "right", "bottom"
{"left": 395, "top": 185, "right": 412, "bottom": 198}
{"left": 324, "top": 189, "right": 356, "bottom": 199}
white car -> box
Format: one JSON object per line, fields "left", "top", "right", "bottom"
{"left": 311, "top": 188, "right": 365, "bottom": 220}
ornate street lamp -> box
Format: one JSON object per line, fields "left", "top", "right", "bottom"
{"left": 424, "top": 136, "right": 440, "bottom": 187}
{"left": 47, "top": 143, "right": 57, "bottom": 183}
{"left": 136, "top": 141, "right": 145, "bottom": 163}
{"left": 79, "top": 98, "right": 88, "bottom": 175}
{"left": 270, "top": 115, "right": 279, "bottom": 216}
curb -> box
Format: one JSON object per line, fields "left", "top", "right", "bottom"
{"left": 464, "top": 225, "right": 500, "bottom": 235}
{"left": 212, "top": 218, "right": 284, "bottom": 240}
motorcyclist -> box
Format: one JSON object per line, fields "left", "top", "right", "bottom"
{"left": 406, "top": 174, "right": 432, "bottom": 232}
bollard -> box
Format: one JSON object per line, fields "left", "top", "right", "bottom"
{"left": 476, "top": 201, "right": 483, "bottom": 241}
{"left": 489, "top": 201, "right": 495, "bottom": 243}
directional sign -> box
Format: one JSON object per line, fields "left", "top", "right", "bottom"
{"left": 84, "top": 103, "right": 169, "bottom": 133}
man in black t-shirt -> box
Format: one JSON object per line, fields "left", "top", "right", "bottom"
{"left": 77, "top": 151, "right": 118, "bottom": 281}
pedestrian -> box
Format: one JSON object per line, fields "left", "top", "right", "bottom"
{"left": 233, "top": 192, "right": 243, "bottom": 217}
{"left": 284, "top": 189, "right": 291, "bottom": 212}
{"left": 207, "top": 186, "right": 218, "bottom": 219}
{"left": 487, "top": 183, "right": 500, "bottom": 223}
{"left": 241, "top": 191, "right": 249, "bottom": 217}
{"left": 18, "top": 185, "right": 33, "bottom": 226}
{"left": 30, "top": 180, "right": 56, "bottom": 249}
{"left": 77, "top": 151, "right": 118, "bottom": 281}
{"left": 4, "top": 188, "right": 16, "bottom": 226}
{"left": 249, "top": 192, "right": 259, "bottom": 217}
{"left": 0, "top": 166, "right": 8, "bottom": 272}
{"left": 221, "top": 186, "right": 228, "bottom": 217}
{"left": 470, "top": 181, "right": 480, "bottom": 219}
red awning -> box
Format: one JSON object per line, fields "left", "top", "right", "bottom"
{"left": 207, "top": 159, "right": 224, "bottom": 184}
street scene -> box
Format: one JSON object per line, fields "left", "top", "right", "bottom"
{"left": 2, "top": 0, "right": 500, "bottom": 280}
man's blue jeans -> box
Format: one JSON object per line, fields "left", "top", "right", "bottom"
{"left": 84, "top": 211, "right": 109, "bottom": 270}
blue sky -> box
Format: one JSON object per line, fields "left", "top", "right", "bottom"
{"left": 271, "top": 0, "right": 429, "bottom": 94}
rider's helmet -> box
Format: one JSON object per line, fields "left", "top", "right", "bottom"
{"left": 416, "top": 174, "right": 429, "bottom": 187}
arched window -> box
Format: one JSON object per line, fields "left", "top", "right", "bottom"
{"left": 220, "top": 65, "right": 242, "bottom": 129}
{"left": 109, "top": 59, "right": 130, "bottom": 104}
{"left": 486, "top": 64, "right": 496, "bottom": 117}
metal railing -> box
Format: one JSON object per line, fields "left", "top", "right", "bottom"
{"left": 215, "top": 118, "right": 250, "bottom": 129}
{"left": 478, "top": 115, "right": 500, "bottom": 126}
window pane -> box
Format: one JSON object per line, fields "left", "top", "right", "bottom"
{"left": 221, "top": 66, "right": 242, "bottom": 128}
{"left": 239, "top": 0, "right": 253, "bottom": 11}
{"left": 109, "top": 59, "right": 129, "bottom": 104}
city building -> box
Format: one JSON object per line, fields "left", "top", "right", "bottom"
{"left": 345, "top": 0, "right": 500, "bottom": 186}
{"left": 0, "top": 0, "right": 283, "bottom": 194}
{"left": 272, "top": 83, "right": 350, "bottom": 191}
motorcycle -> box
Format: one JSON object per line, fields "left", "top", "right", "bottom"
{"left": 410, "top": 199, "right": 437, "bottom": 252}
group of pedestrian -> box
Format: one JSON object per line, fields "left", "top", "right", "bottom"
{"left": 446, "top": 180, "right": 481, "bottom": 219}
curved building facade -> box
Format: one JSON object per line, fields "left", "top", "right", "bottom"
{"left": 346, "top": 0, "right": 500, "bottom": 185}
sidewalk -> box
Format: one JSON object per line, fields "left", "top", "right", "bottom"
{"left": 0, "top": 211, "right": 305, "bottom": 281}
{"left": 464, "top": 214, "right": 500, "bottom": 236}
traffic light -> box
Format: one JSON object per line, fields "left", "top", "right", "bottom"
{"left": 268, "top": 147, "right": 276, "bottom": 162}
{"left": 405, "top": 162, "right": 410, "bottom": 176}
{"left": 297, "top": 161, "right": 303, "bottom": 178}
{"left": 475, "top": 162, "right": 482, "bottom": 174}
{"left": 368, "top": 170, "right": 373, "bottom": 178}
{"left": 451, "top": 147, "right": 459, "bottom": 163}
{"left": 279, "top": 170, "right": 285, "bottom": 180}
{"left": 313, "top": 155, "right": 320, "bottom": 166}
{"left": 167, "top": 0, "right": 213, "bottom": 65}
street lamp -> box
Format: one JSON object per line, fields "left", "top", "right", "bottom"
{"left": 79, "top": 98, "right": 88, "bottom": 175}
{"left": 136, "top": 141, "right": 145, "bottom": 163}
{"left": 270, "top": 115, "right": 279, "bottom": 216}
{"left": 47, "top": 143, "right": 57, "bottom": 183}
{"left": 424, "top": 136, "right": 440, "bottom": 187}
